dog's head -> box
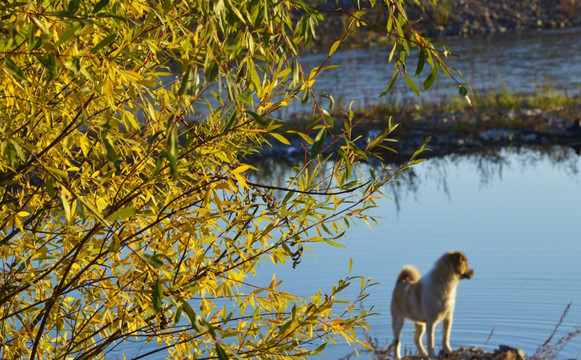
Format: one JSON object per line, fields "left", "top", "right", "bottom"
{"left": 449, "top": 251, "right": 474, "bottom": 280}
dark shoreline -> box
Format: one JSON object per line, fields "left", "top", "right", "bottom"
{"left": 309, "top": 0, "right": 581, "bottom": 51}
{"left": 254, "top": 101, "right": 581, "bottom": 165}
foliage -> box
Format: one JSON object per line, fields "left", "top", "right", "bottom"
{"left": 0, "top": 0, "right": 465, "bottom": 358}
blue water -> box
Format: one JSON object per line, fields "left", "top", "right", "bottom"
{"left": 282, "top": 27, "right": 581, "bottom": 115}
{"left": 254, "top": 146, "right": 581, "bottom": 359}
{"left": 123, "top": 26, "right": 581, "bottom": 358}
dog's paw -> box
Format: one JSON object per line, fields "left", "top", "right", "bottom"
{"left": 439, "top": 346, "right": 452, "bottom": 356}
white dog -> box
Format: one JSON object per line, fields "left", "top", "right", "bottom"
{"left": 390, "top": 251, "right": 474, "bottom": 358}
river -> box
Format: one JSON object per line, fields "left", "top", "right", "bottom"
{"left": 251, "top": 145, "right": 581, "bottom": 359}
{"left": 281, "top": 26, "right": 581, "bottom": 115}
{"left": 125, "top": 29, "right": 581, "bottom": 359}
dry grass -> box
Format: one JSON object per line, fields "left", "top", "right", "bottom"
{"left": 530, "top": 302, "right": 581, "bottom": 360}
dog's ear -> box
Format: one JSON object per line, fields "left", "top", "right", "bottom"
{"left": 451, "top": 251, "right": 464, "bottom": 265}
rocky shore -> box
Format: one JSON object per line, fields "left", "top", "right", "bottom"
{"left": 407, "top": 0, "right": 581, "bottom": 37}
{"left": 255, "top": 102, "right": 581, "bottom": 164}
{"left": 388, "top": 103, "right": 581, "bottom": 161}
{"left": 344, "top": 344, "right": 528, "bottom": 360}
{"left": 310, "top": 0, "right": 581, "bottom": 49}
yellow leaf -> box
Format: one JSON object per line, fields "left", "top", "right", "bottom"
{"left": 232, "top": 165, "right": 253, "bottom": 176}
{"left": 233, "top": 172, "right": 248, "bottom": 190}
{"left": 271, "top": 133, "right": 290, "bottom": 145}
{"left": 256, "top": 102, "right": 274, "bottom": 112}
{"left": 123, "top": 70, "right": 143, "bottom": 82}
{"left": 103, "top": 77, "right": 115, "bottom": 102}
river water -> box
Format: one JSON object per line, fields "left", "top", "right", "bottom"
{"left": 282, "top": 26, "right": 581, "bottom": 115}
{"left": 263, "top": 29, "right": 581, "bottom": 358}
{"left": 124, "top": 30, "right": 581, "bottom": 359}
{"left": 252, "top": 146, "right": 581, "bottom": 359}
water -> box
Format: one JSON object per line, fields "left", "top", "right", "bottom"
{"left": 283, "top": 27, "right": 581, "bottom": 114}
{"left": 253, "top": 146, "right": 581, "bottom": 359}
{"left": 125, "top": 30, "right": 581, "bottom": 358}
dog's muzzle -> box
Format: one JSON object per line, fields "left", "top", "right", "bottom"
{"left": 461, "top": 268, "right": 474, "bottom": 279}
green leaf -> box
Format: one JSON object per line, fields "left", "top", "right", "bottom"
{"left": 380, "top": 70, "right": 398, "bottom": 97}
{"left": 108, "top": 236, "right": 120, "bottom": 252}
{"left": 222, "top": 111, "right": 238, "bottom": 134}
{"left": 102, "top": 136, "right": 118, "bottom": 162}
{"left": 35, "top": 54, "right": 58, "bottom": 80}
{"left": 423, "top": 66, "right": 438, "bottom": 90}
{"left": 5, "top": 58, "right": 27, "bottom": 82}
{"left": 147, "top": 155, "right": 164, "bottom": 182}
{"left": 177, "top": 66, "right": 191, "bottom": 96}
{"left": 174, "top": 305, "right": 183, "bottom": 324}
{"left": 138, "top": 252, "right": 166, "bottom": 269}
{"left": 309, "top": 127, "right": 326, "bottom": 157}
{"left": 67, "top": 0, "right": 80, "bottom": 14}
{"left": 46, "top": 166, "right": 69, "bottom": 180}
{"left": 337, "top": 149, "right": 351, "bottom": 181}
{"left": 311, "top": 342, "right": 327, "bottom": 355}
{"left": 403, "top": 73, "right": 419, "bottom": 97}
{"left": 452, "top": 67, "right": 472, "bottom": 90}
{"left": 458, "top": 84, "right": 468, "bottom": 96}
{"left": 300, "top": 87, "right": 310, "bottom": 104}
{"left": 246, "top": 111, "right": 268, "bottom": 128}
{"left": 46, "top": 176, "right": 56, "bottom": 197}
{"left": 106, "top": 207, "right": 135, "bottom": 221}
{"left": 167, "top": 119, "right": 179, "bottom": 179}
{"left": 181, "top": 299, "right": 200, "bottom": 331}
{"left": 152, "top": 278, "right": 162, "bottom": 313}
{"left": 291, "top": 57, "right": 300, "bottom": 87}
{"left": 415, "top": 49, "right": 426, "bottom": 77}
{"left": 319, "top": 94, "right": 335, "bottom": 111}
{"left": 92, "top": 0, "right": 110, "bottom": 13}
{"left": 55, "top": 24, "right": 80, "bottom": 48}
{"left": 90, "top": 33, "right": 116, "bottom": 53}
{"left": 31, "top": 16, "right": 50, "bottom": 35}
{"left": 215, "top": 343, "right": 229, "bottom": 360}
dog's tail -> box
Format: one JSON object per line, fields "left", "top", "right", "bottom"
{"left": 396, "top": 266, "right": 421, "bottom": 284}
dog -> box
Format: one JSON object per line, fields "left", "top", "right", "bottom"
{"left": 390, "top": 251, "right": 474, "bottom": 358}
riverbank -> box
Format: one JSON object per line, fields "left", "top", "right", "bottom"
{"left": 256, "top": 90, "right": 581, "bottom": 164}
{"left": 345, "top": 344, "right": 526, "bottom": 360}
{"left": 407, "top": 0, "right": 581, "bottom": 37}
{"left": 370, "top": 92, "right": 581, "bottom": 162}
{"left": 309, "top": 0, "right": 581, "bottom": 49}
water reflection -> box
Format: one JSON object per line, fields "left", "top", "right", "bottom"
{"left": 249, "top": 145, "right": 581, "bottom": 359}
{"left": 252, "top": 145, "right": 581, "bottom": 210}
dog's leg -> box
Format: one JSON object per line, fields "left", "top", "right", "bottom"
{"left": 426, "top": 320, "right": 437, "bottom": 357}
{"left": 413, "top": 322, "right": 428, "bottom": 356}
{"left": 442, "top": 315, "right": 453, "bottom": 354}
{"left": 391, "top": 315, "right": 404, "bottom": 358}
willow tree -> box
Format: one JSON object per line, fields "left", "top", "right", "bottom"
{"left": 0, "top": 0, "right": 466, "bottom": 359}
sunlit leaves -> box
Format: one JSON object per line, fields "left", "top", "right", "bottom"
{"left": 380, "top": 1, "right": 469, "bottom": 100}
{"left": 106, "top": 207, "right": 136, "bottom": 221}
{"left": 0, "top": 0, "right": 451, "bottom": 359}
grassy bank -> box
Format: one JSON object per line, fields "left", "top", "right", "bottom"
{"left": 267, "top": 86, "right": 581, "bottom": 163}
{"left": 350, "top": 85, "right": 581, "bottom": 135}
